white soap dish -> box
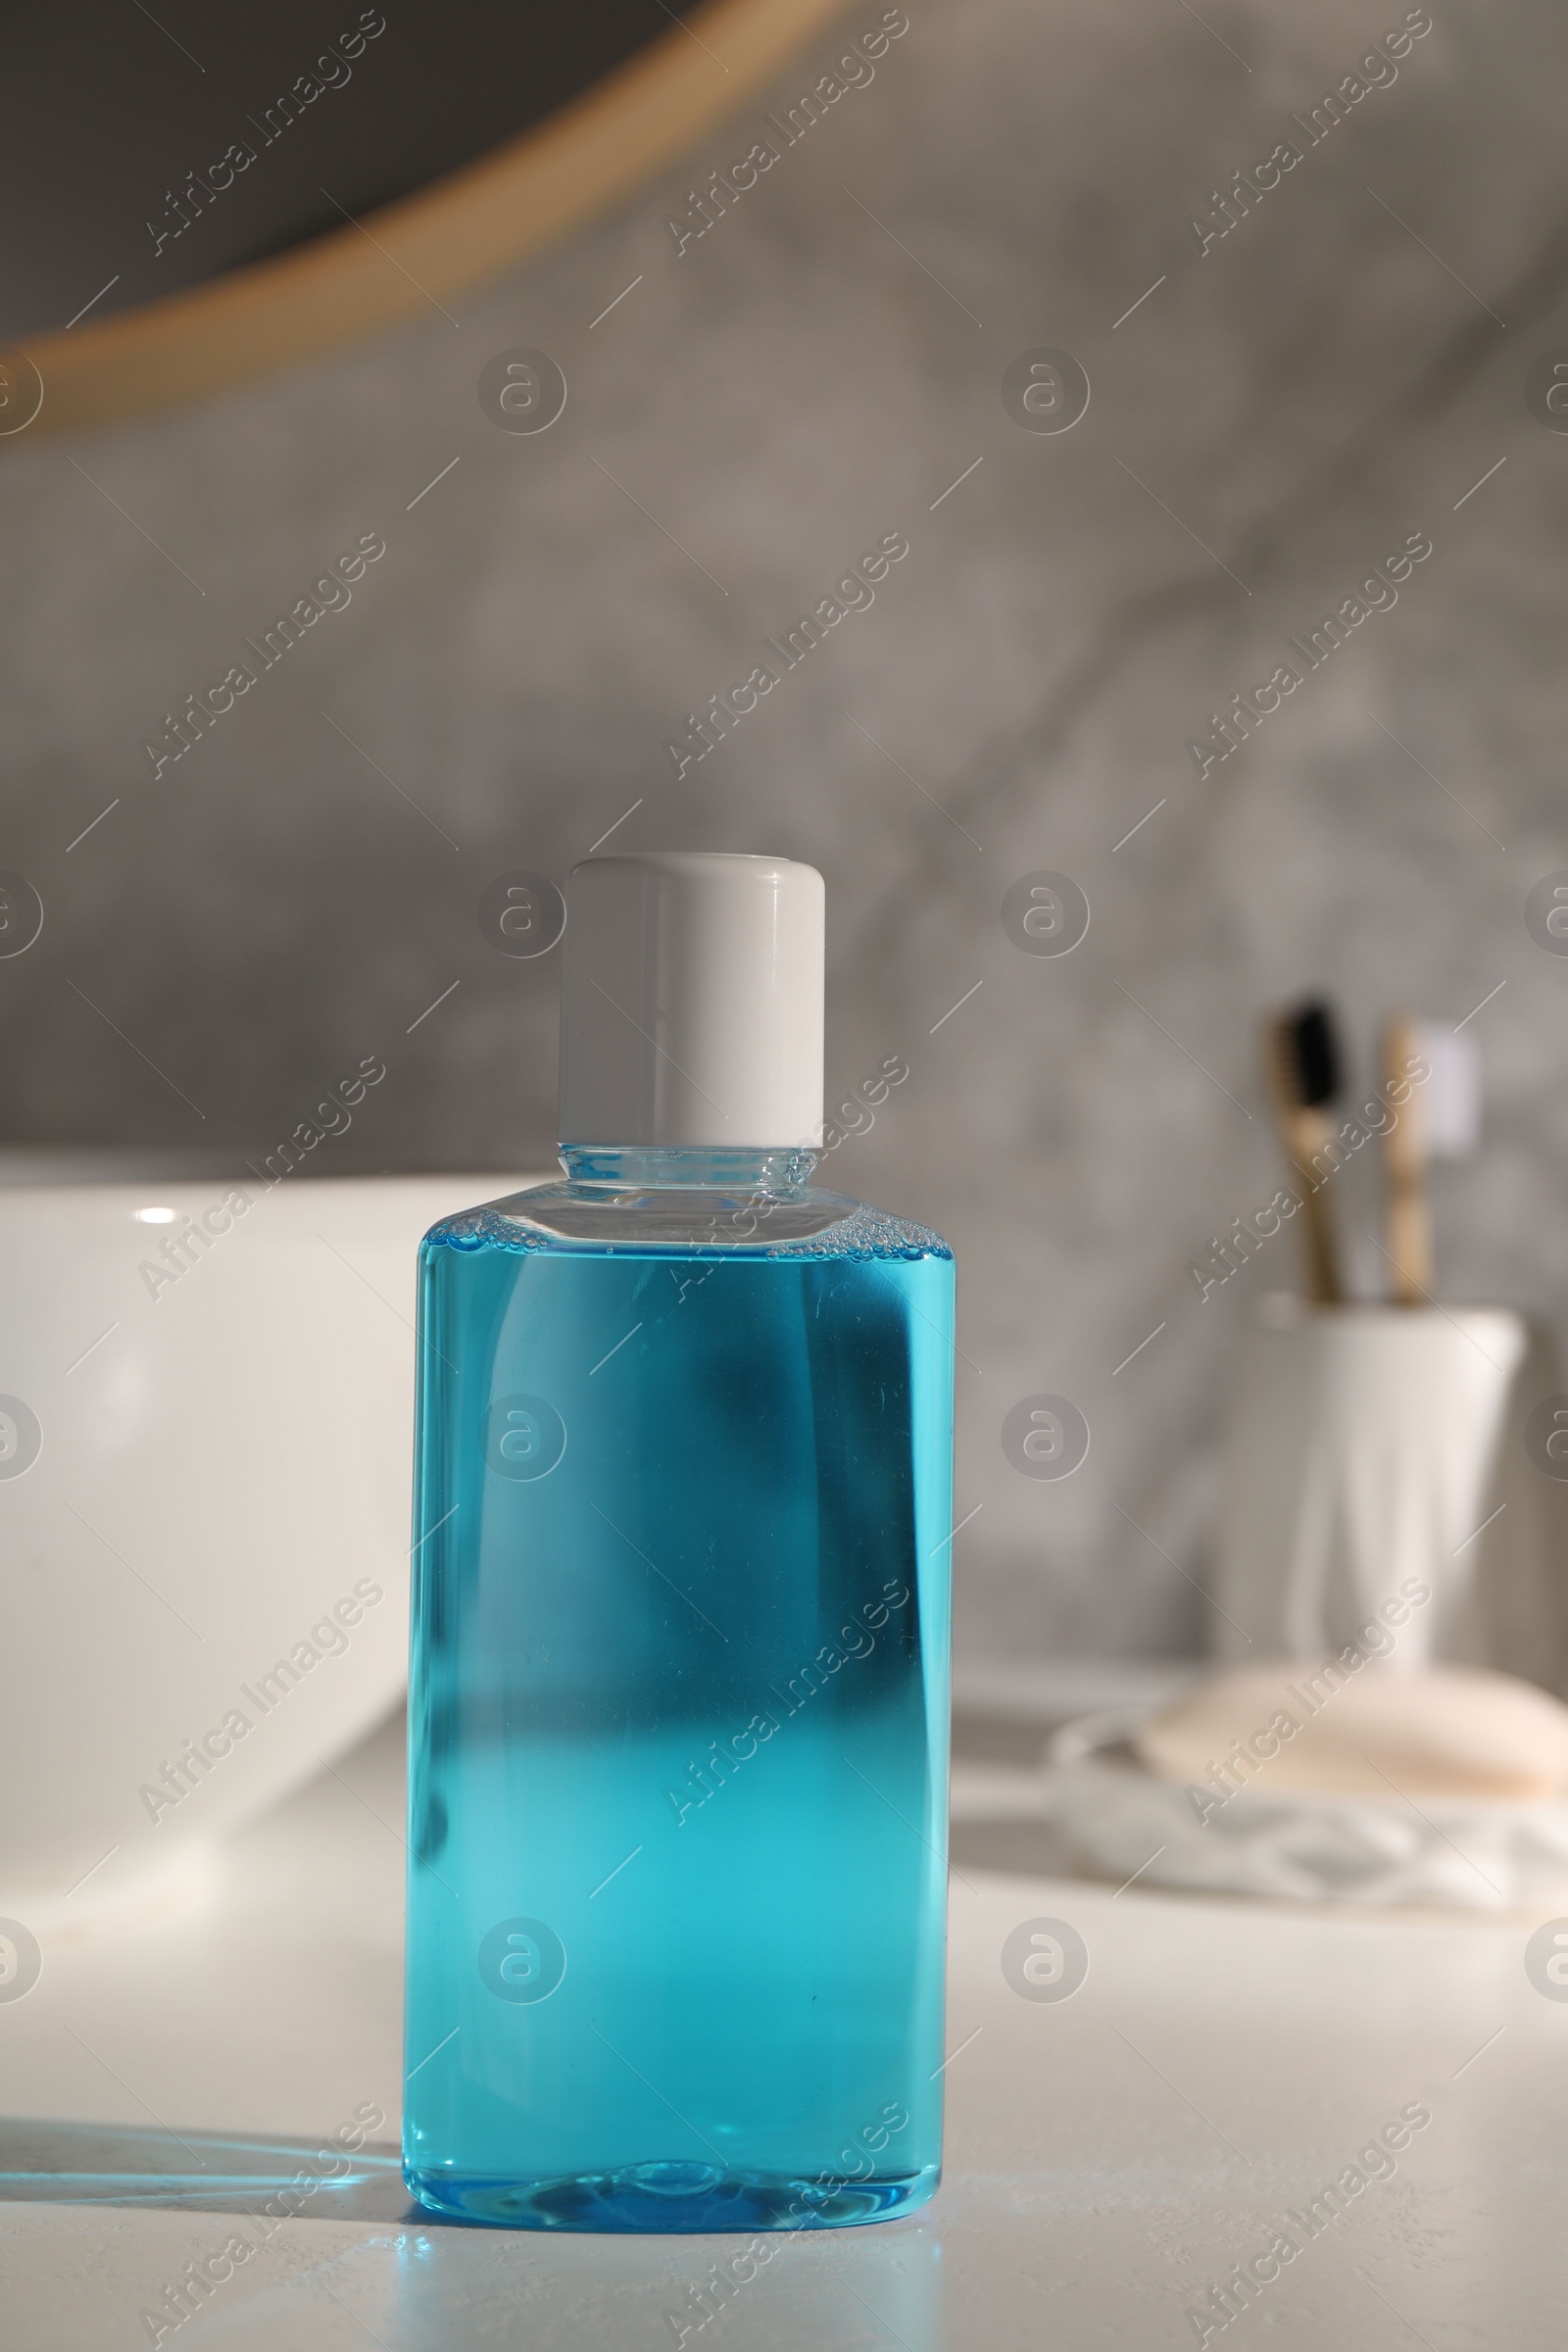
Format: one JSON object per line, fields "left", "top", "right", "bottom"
{"left": 1040, "top": 1709, "right": 1568, "bottom": 1909}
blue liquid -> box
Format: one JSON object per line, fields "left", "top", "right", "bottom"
{"left": 403, "top": 1187, "right": 954, "bottom": 2231}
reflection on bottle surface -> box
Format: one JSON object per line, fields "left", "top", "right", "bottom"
{"left": 403, "top": 1191, "right": 954, "bottom": 2231}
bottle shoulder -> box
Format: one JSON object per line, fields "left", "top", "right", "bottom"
{"left": 421, "top": 1181, "right": 952, "bottom": 1265}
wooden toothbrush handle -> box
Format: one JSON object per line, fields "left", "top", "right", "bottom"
{"left": 1383, "top": 1017, "right": 1431, "bottom": 1302}
{"left": 1282, "top": 1106, "right": 1343, "bottom": 1305}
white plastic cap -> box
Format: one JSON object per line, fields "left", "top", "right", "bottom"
{"left": 558, "top": 852, "right": 824, "bottom": 1148}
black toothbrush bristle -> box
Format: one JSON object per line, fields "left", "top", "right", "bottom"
{"left": 1290, "top": 1001, "right": 1339, "bottom": 1107}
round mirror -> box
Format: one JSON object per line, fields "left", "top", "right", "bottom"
{"left": 0, "top": 0, "right": 843, "bottom": 435}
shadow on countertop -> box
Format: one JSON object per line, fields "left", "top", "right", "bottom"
{"left": 0, "top": 2118, "right": 415, "bottom": 2221}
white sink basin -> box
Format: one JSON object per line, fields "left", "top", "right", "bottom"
{"left": 0, "top": 1171, "right": 534, "bottom": 1925}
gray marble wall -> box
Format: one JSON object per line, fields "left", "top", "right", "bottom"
{"left": 3, "top": 0, "right": 1567, "bottom": 1662}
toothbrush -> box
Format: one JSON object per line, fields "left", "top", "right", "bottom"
{"left": 1382, "top": 1016, "right": 1480, "bottom": 1302}
{"left": 1266, "top": 1001, "right": 1344, "bottom": 1305}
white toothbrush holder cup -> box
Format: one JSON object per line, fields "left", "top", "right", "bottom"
{"left": 1213, "top": 1304, "right": 1568, "bottom": 1690}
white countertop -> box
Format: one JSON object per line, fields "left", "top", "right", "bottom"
{"left": 2, "top": 1666, "right": 1560, "bottom": 2348}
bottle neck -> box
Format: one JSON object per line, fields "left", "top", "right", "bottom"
{"left": 558, "top": 1145, "right": 818, "bottom": 1196}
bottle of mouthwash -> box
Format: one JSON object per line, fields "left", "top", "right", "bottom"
{"left": 403, "top": 852, "right": 955, "bottom": 2231}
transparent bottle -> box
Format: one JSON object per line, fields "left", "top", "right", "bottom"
{"left": 403, "top": 857, "right": 955, "bottom": 2232}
